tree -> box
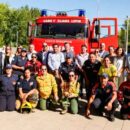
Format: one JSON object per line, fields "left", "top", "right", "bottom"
{"left": 0, "top": 4, "right": 40, "bottom": 47}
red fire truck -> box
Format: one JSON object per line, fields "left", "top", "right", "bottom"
{"left": 28, "top": 9, "right": 118, "bottom": 53}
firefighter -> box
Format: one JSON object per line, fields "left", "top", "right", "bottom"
{"left": 82, "top": 52, "right": 101, "bottom": 100}
{"left": 118, "top": 72, "right": 130, "bottom": 120}
{"left": 16, "top": 68, "right": 38, "bottom": 112}
{"left": 12, "top": 48, "right": 28, "bottom": 76}
{"left": 36, "top": 65, "right": 59, "bottom": 110}
{"left": 0, "top": 64, "right": 18, "bottom": 111}
{"left": 60, "top": 70, "right": 80, "bottom": 114}
{"left": 86, "top": 73, "right": 118, "bottom": 121}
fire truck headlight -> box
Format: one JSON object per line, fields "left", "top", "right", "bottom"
{"left": 41, "top": 9, "right": 47, "bottom": 16}
{"left": 79, "top": 9, "right": 85, "bottom": 16}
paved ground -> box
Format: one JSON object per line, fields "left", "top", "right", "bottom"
{"left": 0, "top": 100, "right": 129, "bottom": 130}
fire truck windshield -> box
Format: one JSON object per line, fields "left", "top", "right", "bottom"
{"left": 35, "top": 23, "right": 88, "bottom": 39}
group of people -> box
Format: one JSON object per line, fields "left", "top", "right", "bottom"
{"left": 0, "top": 42, "right": 130, "bottom": 122}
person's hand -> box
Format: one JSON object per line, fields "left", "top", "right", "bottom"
{"left": 105, "top": 102, "right": 112, "bottom": 111}
{"left": 128, "top": 102, "right": 130, "bottom": 107}
{"left": 54, "top": 95, "right": 59, "bottom": 102}
{"left": 68, "top": 93, "right": 75, "bottom": 98}
{"left": 64, "top": 92, "right": 69, "bottom": 97}
{"left": 20, "top": 66, "right": 24, "bottom": 70}
{"left": 22, "top": 94, "right": 28, "bottom": 102}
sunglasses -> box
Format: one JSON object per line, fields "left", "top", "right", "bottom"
{"left": 41, "top": 68, "right": 47, "bottom": 70}
{"left": 69, "top": 74, "right": 74, "bottom": 77}
{"left": 32, "top": 56, "right": 37, "bottom": 58}
{"left": 43, "top": 45, "right": 47, "bottom": 47}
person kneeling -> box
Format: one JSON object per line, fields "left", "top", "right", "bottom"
{"left": 36, "top": 65, "right": 59, "bottom": 111}
{"left": 86, "top": 73, "right": 118, "bottom": 121}
{"left": 60, "top": 71, "right": 80, "bottom": 114}
{"left": 16, "top": 68, "right": 38, "bottom": 113}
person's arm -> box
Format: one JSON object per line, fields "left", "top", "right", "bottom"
{"left": 48, "top": 53, "right": 55, "bottom": 71}
{"left": 19, "top": 88, "right": 24, "bottom": 100}
{"left": 105, "top": 82, "right": 117, "bottom": 111}
{"left": 51, "top": 75, "right": 59, "bottom": 101}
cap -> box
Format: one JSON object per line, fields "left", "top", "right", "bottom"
{"left": 100, "top": 73, "right": 109, "bottom": 78}
{"left": 21, "top": 48, "right": 27, "bottom": 52}
{"left": 5, "top": 64, "right": 12, "bottom": 69}
{"left": 66, "top": 54, "right": 73, "bottom": 59}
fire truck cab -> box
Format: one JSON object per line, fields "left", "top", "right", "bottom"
{"left": 28, "top": 9, "right": 118, "bottom": 54}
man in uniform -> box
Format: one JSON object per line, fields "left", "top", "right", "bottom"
{"left": 118, "top": 72, "right": 130, "bottom": 120}
{"left": 82, "top": 53, "right": 101, "bottom": 100}
{"left": 86, "top": 73, "right": 118, "bottom": 121}
{"left": 59, "top": 54, "right": 79, "bottom": 82}
{"left": 0, "top": 64, "right": 18, "bottom": 111}
{"left": 12, "top": 48, "right": 28, "bottom": 76}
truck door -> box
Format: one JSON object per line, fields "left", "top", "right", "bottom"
{"left": 90, "top": 18, "right": 118, "bottom": 51}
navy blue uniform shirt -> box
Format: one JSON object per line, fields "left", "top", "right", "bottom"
{"left": 12, "top": 56, "right": 28, "bottom": 75}
{"left": 17, "top": 78, "right": 37, "bottom": 93}
{"left": 0, "top": 74, "right": 18, "bottom": 95}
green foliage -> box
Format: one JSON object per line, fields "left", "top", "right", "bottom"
{"left": 118, "top": 19, "right": 130, "bottom": 47}
{"left": 0, "top": 4, "right": 40, "bottom": 47}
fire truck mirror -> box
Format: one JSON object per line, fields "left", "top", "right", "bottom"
{"left": 95, "top": 25, "right": 100, "bottom": 36}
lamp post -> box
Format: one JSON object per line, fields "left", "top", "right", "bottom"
{"left": 126, "top": 16, "right": 129, "bottom": 54}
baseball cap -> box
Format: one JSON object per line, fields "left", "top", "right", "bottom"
{"left": 5, "top": 64, "right": 12, "bottom": 69}
{"left": 21, "top": 48, "right": 27, "bottom": 52}
{"left": 100, "top": 73, "right": 109, "bottom": 78}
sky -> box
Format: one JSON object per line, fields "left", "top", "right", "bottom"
{"left": 0, "top": 0, "right": 129, "bottom": 27}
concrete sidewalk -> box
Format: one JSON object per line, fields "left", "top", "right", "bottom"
{"left": 0, "top": 108, "right": 129, "bottom": 130}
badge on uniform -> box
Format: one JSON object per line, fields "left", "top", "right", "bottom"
{"left": 12, "top": 81, "right": 16, "bottom": 85}
{"left": 30, "top": 82, "right": 33, "bottom": 86}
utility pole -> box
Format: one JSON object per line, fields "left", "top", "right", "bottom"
{"left": 126, "top": 16, "right": 129, "bottom": 54}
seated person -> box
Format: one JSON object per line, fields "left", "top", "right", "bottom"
{"left": 118, "top": 72, "right": 130, "bottom": 120}
{"left": 16, "top": 68, "right": 38, "bottom": 112}
{"left": 86, "top": 73, "right": 118, "bottom": 122}
{"left": 60, "top": 71, "right": 80, "bottom": 114}
{"left": 36, "top": 65, "right": 59, "bottom": 110}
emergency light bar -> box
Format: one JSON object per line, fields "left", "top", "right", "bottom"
{"left": 78, "top": 9, "right": 86, "bottom": 16}
{"left": 41, "top": 9, "right": 86, "bottom": 17}
{"left": 41, "top": 9, "right": 47, "bottom": 16}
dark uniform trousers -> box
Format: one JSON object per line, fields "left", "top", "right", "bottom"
{"left": 91, "top": 83, "right": 118, "bottom": 115}
{"left": 0, "top": 74, "right": 18, "bottom": 111}
{"left": 92, "top": 97, "right": 118, "bottom": 115}
{"left": 0, "top": 92, "right": 16, "bottom": 111}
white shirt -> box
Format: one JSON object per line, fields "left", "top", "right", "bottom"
{"left": 27, "top": 50, "right": 37, "bottom": 61}
{"left": 48, "top": 52, "right": 65, "bottom": 71}
{"left": 75, "top": 53, "right": 89, "bottom": 67}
